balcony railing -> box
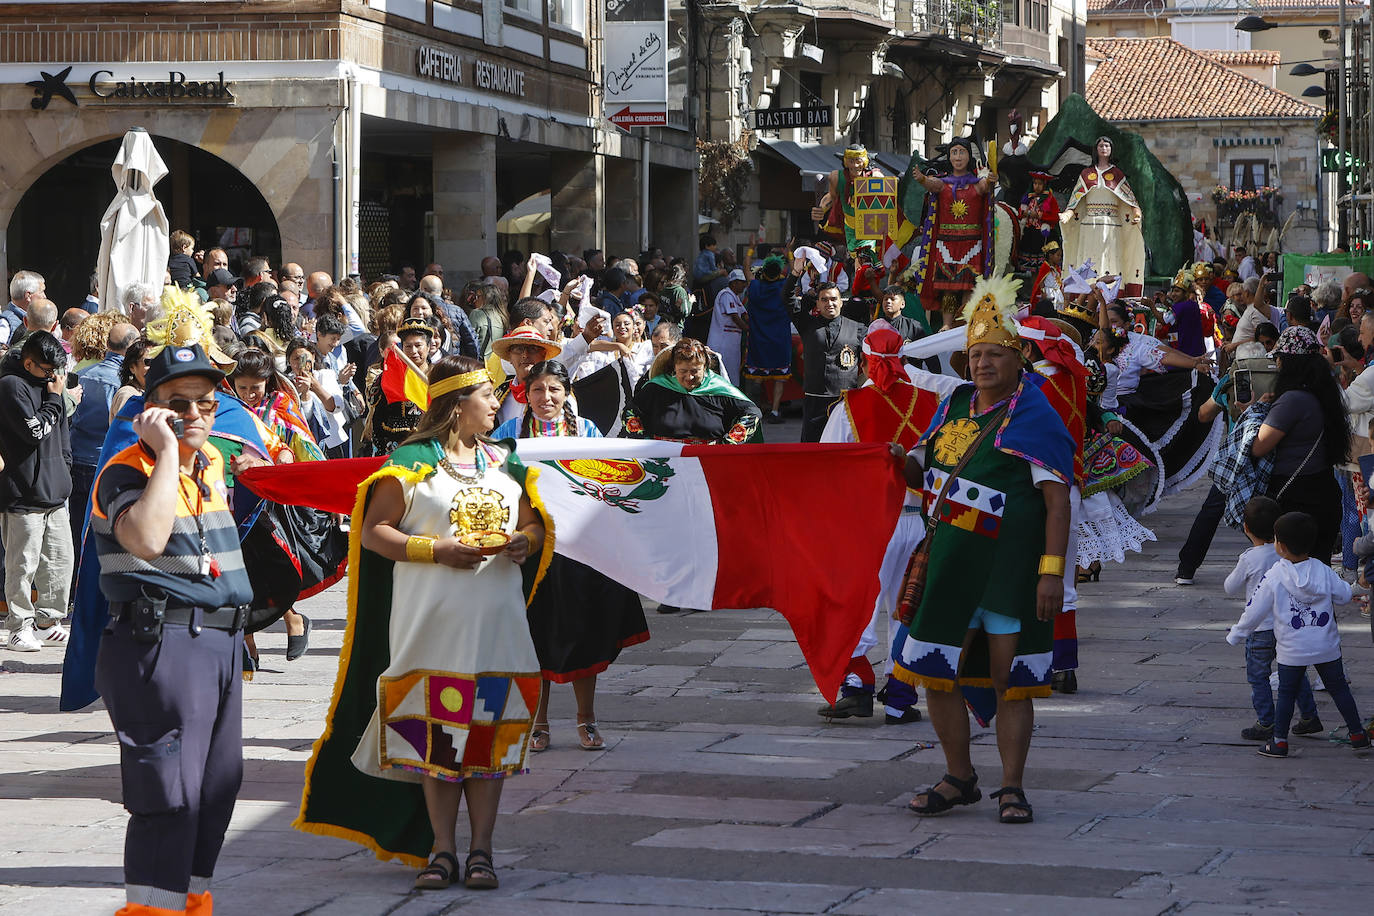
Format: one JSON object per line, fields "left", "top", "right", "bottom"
{"left": 912, "top": 0, "right": 1004, "bottom": 48}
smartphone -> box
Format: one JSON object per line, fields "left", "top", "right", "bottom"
{"left": 65, "top": 372, "right": 80, "bottom": 389}
{"left": 1331, "top": 345, "right": 1345, "bottom": 363}
{"left": 1233, "top": 368, "right": 1252, "bottom": 403}
{"left": 167, "top": 417, "right": 186, "bottom": 438}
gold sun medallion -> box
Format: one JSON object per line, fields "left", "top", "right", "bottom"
{"left": 931, "top": 417, "right": 982, "bottom": 465}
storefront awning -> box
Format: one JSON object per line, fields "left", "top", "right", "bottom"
{"left": 872, "top": 151, "right": 911, "bottom": 177}
{"left": 757, "top": 139, "right": 903, "bottom": 192}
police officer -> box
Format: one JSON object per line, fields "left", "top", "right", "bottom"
{"left": 89, "top": 343, "right": 251, "bottom": 916}
{"left": 785, "top": 272, "right": 865, "bottom": 442}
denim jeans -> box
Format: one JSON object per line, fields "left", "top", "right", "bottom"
{"left": 1338, "top": 470, "right": 1360, "bottom": 572}
{"left": 1245, "top": 630, "right": 1316, "bottom": 725}
{"left": 1275, "top": 658, "right": 1365, "bottom": 742}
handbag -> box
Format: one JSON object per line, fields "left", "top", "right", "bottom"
{"left": 896, "top": 404, "right": 1009, "bottom": 625}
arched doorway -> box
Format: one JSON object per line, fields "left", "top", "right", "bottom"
{"left": 8, "top": 135, "right": 281, "bottom": 310}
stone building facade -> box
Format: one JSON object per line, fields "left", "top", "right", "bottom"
{"left": 0, "top": 0, "right": 696, "bottom": 306}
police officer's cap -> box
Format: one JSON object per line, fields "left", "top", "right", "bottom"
{"left": 145, "top": 343, "right": 226, "bottom": 396}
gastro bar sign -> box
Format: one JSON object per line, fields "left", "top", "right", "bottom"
{"left": 473, "top": 60, "right": 526, "bottom": 97}
{"left": 416, "top": 46, "right": 460, "bottom": 84}
{"left": 90, "top": 70, "right": 234, "bottom": 101}
{"left": 754, "top": 107, "right": 833, "bottom": 130}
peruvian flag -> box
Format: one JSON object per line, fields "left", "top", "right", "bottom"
{"left": 881, "top": 234, "right": 910, "bottom": 277}
{"left": 240, "top": 440, "right": 905, "bottom": 703}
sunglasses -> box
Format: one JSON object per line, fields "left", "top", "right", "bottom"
{"left": 151, "top": 396, "right": 219, "bottom": 416}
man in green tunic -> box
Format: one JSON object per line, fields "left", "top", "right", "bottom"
{"left": 890, "top": 275, "right": 1074, "bottom": 824}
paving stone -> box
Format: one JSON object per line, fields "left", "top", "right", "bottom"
{"left": 704, "top": 733, "right": 914, "bottom": 762}
{"left": 548, "top": 791, "right": 831, "bottom": 824}
{"left": 833, "top": 887, "right": 1171, "bottom": 915}
{"left": 635, "top": 824, "right": 920, "bottom": 857}
{"left": 914, "top": 835, "right": 1221, "bottom": 874}
{"left": 516, "top": 873, "right": 860, "bottom": 912}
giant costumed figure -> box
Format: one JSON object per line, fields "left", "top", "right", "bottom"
{"left": 818, "top": 145, "right": 881, "bottom": 253}
{"left": 1060, "top": 136, "right": 1146, "bottom": 298}
{"left": 909, "top": 138, "right": 996, "bottom": 329}
{"left": 1018, "top": 170, "right": 1061, "bottom": 272}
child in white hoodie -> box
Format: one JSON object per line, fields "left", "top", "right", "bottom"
{"left": 1223, "top": 497, "right": 1323, "bottom": 742}
{"left": 1227, "top": 511, "right": 1370, "bottom": 757}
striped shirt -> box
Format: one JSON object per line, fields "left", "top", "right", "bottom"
{"left": 90, "top": 441, "right": 252, "bottom": 607}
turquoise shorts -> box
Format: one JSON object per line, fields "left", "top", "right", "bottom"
{"left": 967, "top": 606, "right": 1022, "bottom": 635}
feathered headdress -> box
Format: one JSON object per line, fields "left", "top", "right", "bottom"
{"left": 962, "top": 274, "right": 1022, "bottom": 350}
{"left": 146, "top": 285, "right": 237, "bottom": 369}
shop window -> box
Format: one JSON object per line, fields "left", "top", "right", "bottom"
{"left": 549, "top": 0, "right": 584, "bottom": 32}
{"left": 1231, "top": 159, "right": 1270, "bottom": 191}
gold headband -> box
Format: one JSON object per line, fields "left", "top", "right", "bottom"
{"left": 844, "top": 148, "right": 869, "bottom": 165}
{"left": 428, "top": 369, "right": 491, "bottom": 402}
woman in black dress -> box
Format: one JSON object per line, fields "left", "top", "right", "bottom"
{"left": 493, "top": 360, "right": 650, "bottom": 750}
{"left": 623, "top": 338, "right": 762, "bottom": 444}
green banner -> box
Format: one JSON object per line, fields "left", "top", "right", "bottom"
{"left": 1282, "top": 252, "right": 1374, "bottom": 302}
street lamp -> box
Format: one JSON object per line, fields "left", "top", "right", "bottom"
{"left": 1236, "top": 9, "right": 1349, "bottom": 247}
{"left": 1303, "top": 85, "right": 1330, "bottom": 97}
{"left": 1235, "top": 15, "right": 1278, "bottom": 31}
{"left": 1290, "top": 63, "right": 1323, "bottom": 77}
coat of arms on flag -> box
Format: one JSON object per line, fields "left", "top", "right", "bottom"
{"left": 547, "top": 457, "right": 674, "bottom": 513}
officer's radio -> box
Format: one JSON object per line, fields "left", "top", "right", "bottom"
{"left": 130, "top": 587, "right": 169, "bottom": 644}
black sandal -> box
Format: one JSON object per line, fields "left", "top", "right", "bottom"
{"left": 990, "top": 786, "right": 1034, "bottom": 824}
{"left": 414, "top": 850, "right": 459, "bottom": 889}
{"left": 908, "top": 771, "right": 980, "bottom": 815}
{"left": 464, "top": 848, "right": 499, "bottom": 890}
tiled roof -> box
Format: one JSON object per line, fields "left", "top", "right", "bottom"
{"left": 1089, "top": 0, "right": 1367, "bottom": 13}
{"left": 1085, "top": 37, "right": 1322, "bottom": 120}
{"left": 1086, "top": 0, "right": 1148, "bottom": 12}
{"left": 1202, "top": 49, "right": 1281, "bottom": 66}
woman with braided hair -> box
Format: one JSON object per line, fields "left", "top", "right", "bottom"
{"left": 493, "top": 360, "right": 649, "bottom": 752}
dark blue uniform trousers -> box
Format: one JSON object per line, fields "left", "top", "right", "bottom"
{"left": 96, "top": 621, "right": 243, "bottom": 909}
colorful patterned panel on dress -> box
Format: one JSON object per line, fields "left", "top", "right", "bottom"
{"left": 428, "top": 676, "right": 475, "bottom": 726}
{"left": 923, "top": 469, "right": 1005, "bottom": 539}
{"left": 378, "top": 670, "right": 538, "bottom": 779}
{"left": 472, "top": 676, "right": 511, "bottom": 723}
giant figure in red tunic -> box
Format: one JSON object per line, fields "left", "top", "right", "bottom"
{"left": 910, "top": 138, "right": 995, "bottom": 329}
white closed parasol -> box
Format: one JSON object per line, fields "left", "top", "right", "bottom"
{"left": 96, "top": 128, "right": 169, "bottom": 314}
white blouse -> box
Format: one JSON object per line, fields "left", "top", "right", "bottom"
{"left": 1113, "top": 333, "right": 1166, "bottom": 397}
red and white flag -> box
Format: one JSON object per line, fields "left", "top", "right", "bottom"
{"left": 241, "top": 440, "right": 906, "bottom": 702}
{"left": 881, "top": 235, "right": 910, "bottom": 277}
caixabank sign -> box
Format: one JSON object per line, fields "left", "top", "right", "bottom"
{"left": 27, "top": 65, "right": 235, "bottom": 110}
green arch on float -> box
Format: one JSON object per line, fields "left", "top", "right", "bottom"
{"left": 1030, "top": 93, "right": 1194, "bottom": 285}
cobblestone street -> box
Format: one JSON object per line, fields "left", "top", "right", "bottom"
{"left": 1, "top": 480, "right": 1372, "bottom": 914}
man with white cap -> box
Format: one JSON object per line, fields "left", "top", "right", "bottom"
{"left": 707, "top": 268, "right": 749, "bottom": 385}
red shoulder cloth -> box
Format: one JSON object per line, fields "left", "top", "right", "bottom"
{"left": 1034, "top": 370, "right": 1087, "bottom": 485}
{"left": 843, "top": 382, "right": 941, "bottom": 449}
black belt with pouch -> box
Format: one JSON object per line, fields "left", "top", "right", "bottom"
{"left": 112, "top": 588, "right": 249, "bottom": 643}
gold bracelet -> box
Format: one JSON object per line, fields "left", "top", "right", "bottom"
{"left": 1038, "top": 554, "right": 1066, "bottom": 577}
{"left": 405, "top": 535, "right": 437, "bottom": 563}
